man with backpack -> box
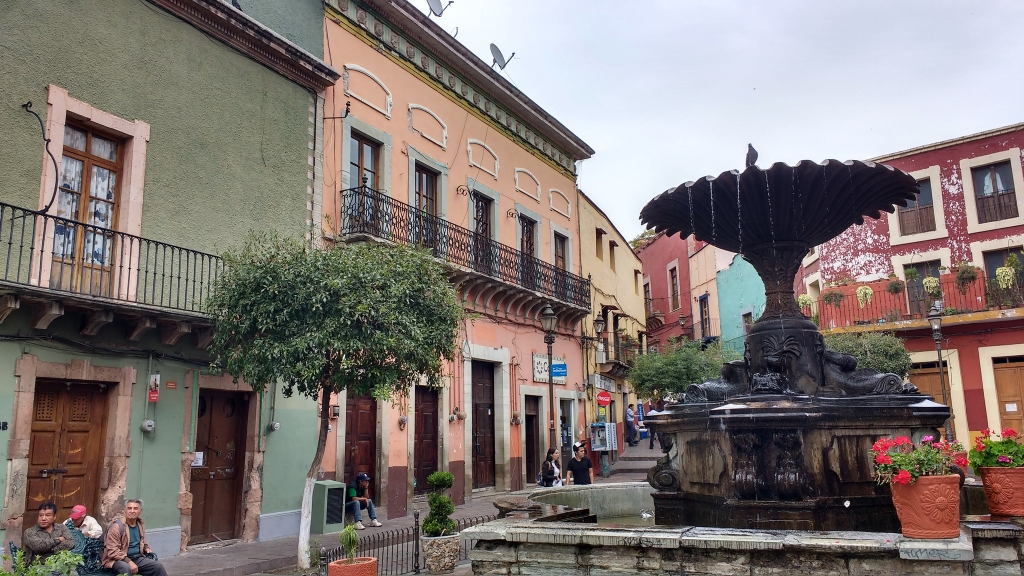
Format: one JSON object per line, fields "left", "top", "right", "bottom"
{"left": 102, "top": 499, "right": 167, "bottom": 576}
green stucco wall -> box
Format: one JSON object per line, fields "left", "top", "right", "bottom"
{"left": 239, "top": 0, "right": 325, "bottom": 58}
{"left": 0, "top": 0, "right": 313, "bottom": 255}
{"left": 717, "top": 255, "right": 766, "bottom": 353}
{"left": 260, "top": 389, "right": 319, "bottom": 514}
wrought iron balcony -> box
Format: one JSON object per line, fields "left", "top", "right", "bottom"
{"left": 337, "top": 185, "right": 591, "bottom": 311}
{"left": 0, "top": 201, "right": 223, "bottom": 317}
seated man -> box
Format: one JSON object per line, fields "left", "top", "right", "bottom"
{"left": 102, "top": 499, "right": 167, "bottom": 576}
{"left": 67, "top": 506, "right": 103, "bottom": 539}
{"left": 22, "top": 501, "right": 75, "bottom": 565}
{"left": 346, "top": 473, "right": 382, "bottom": 530}
{"left": 64, "top": 505, "right": 114, "bottom": 576}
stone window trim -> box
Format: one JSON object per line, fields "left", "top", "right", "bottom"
{"left": 467, "top": 139, "right": 499, "bottom": 180}
{"left": 549, "top": 221, "right": 574, "bottom": 272}
{"left": 343, "top": 64, "right": 393, "bottom": 119}
{"left": 886, "top": 165, "right": 948, "bottom": 246}
{"left": 513, "top": 168, "right": 541, "bottom": 203}
{"left": 665, "top": 258, "right": 681, "bottom": 312}
{"left": 977, "top": 343, "right": 1024, "bottom": 435}
{"left": 969, "top": 235, "right": 1024, "bottom": 275}
{"left": 460, "top": 344, "right": 511, "bottom": 498}
{"left": 802, "top": 245, "right": 819, "bottom": 267}
{"left": 406, "top": 145, "right": 448, "bottom": 219}
{"left": 960, "top": 148, "right": 1024, "bottom": 234}
{"left": 407, "top": 104, "right": 447, "bottom": 150}
{"left": 35, "top": 86, "right": 150, "bottom": 292}
{"left": 889, "top": 248, "right": 952, "bottom": 282}
{"left": 907, "top": 349, "right": 969, "bottom": 443}
{"left": 515, "top": 203, "right": 542, "bottom": 258}
{"left": 2, "top": 355, "right": 135, "bottom": 548}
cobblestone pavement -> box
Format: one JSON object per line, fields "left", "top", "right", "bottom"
{"left": 162, "top": 472, "right": 648, "bottom": 576}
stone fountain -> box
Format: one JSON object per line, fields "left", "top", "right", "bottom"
{"left": 639, "top": 159, "right": 951, "bottom": 532}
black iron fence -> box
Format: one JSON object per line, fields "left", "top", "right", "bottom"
{"left": 313, "top": 512, "right": 496, "bottom": 576}
{"left": 0, "top": 202, "right": 223, "bottom": 314}
{"left": 338, "top": 185, "right": 590, "bottom": 309}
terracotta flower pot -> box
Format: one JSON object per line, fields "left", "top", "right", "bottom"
{"left": 328, "top": 557, "right": 378, "bottom": 576}
{"left": 421, "top": 533, "right": 461, "bottom": 574}
{"left": 889, "top": 475, "right": 961, "bottom": 539}
{"left": 979, "top": 467, "right": 1024, "bottom": 516}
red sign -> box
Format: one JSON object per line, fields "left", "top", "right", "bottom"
{"left": 148, "top": 388, "right": 159, "bottom": 403}
{"left": 596, "top": 390, "right": 612, "bottom": 406}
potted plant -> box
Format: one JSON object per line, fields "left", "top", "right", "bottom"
{"left": 797, "top": 294, "right": 814, "bottom": 309}
{"left": 955, "top": 262, "right": 978, "bottom": 294}
{"left": 421, "top": 471, "right": 460, "bottom": 574}
{"left": 856, "top": 285, "right": 873, "bottom": 309}
{"left": 872, "top": 435, "right": 964, "bottom": 538}
{"left": 822, "top": 290, "right": 844, "bottom": 308}
{"left": 328, "top": 524, "right": 377, "bottom": 576}
{"left": 969, "top": 427, "right": 1024, "bottom": 516}
{"left": 938, "top": 265, "right": 948, "bottom": 274}
{"left": 887, "top": 279, "right": 905, "bottom": 296}
{"left": 922, "top": 276, "right": 942, "bottom": 300}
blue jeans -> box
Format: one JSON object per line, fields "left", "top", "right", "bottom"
{"left": 347, "top": 499, "right": 376, "bottom": 521}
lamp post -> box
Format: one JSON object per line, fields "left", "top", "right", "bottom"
{"left": 540, "top": 304, "right": 559, "bottom": 451}
{"left": 927, "top": 305, "right": 955, "bottom": 441}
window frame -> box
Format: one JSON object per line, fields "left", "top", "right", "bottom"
{"left": 886, "top": 165, "right": 947, "bottom": 245}
{"left": 349, "top": 130, "right": 381, "bottom": 190}
{"left": 960, "top": 148, "right": 1024, "bottom": 234}
{"left": 553, "top": 233, "right": 567, "bottom": 270}
{"left": 668, "top": 266, "right": 680, "bottom": 311}
{"left": 413, "top": 162, "right": 438, "bottom": 216}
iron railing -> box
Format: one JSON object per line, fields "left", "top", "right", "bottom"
{"left": 313, "top": 512, "right": 496, "bottom": 576}
{"left": 976, "top": 188, "right": 1018, "bottom": 224}
{"left": 338, "top": 185, "right": 590, "bottom": 309}
{"left": 0, "top": 202, "right": 223, "bottom": 314}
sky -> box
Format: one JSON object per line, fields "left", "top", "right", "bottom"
{"left": 407, "top": 0, "right": 1024, "bottom": 241}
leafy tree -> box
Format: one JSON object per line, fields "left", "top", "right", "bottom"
{"left": 206, "top": 234, "right": 462, "bottom": 568}
{"left": 823, "top": 332, "right": 912, "bottom": 378}
{"left": 629, "top": 229, "right": 658, "bottom": 250}
{"left": 629, "top": 340, "right": 735, "bottom": 398}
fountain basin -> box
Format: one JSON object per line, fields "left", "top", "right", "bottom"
{"left": 530, "top": 482, "right": 654, "bottom": 518}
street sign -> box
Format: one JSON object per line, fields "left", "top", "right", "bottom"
{"left": 551, "top": 363, "right": 567, "bottom": 378}
{"left": 596, "top": 390, "right": 612, "bottom": 406}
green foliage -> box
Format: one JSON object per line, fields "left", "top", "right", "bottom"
{"left": 871, "top": 435, "right": 963, "bottom": 485}
{"left": 856, "top": 285, "right": 873, "bottom": 308}
{"left": 886, "top": 279, "right": 905, "bottom": 295}
{"left": 423, "top": 491, "right": 457, "bottom": 537}
{"left": 1, "top": 550, "right": 81, "bottom": 576}
{"left": 628, "top": 340, "right": 736, "bottom": 398}
{"left": 629, "top": 229, "right": 658, "bottom": 250}
{"left": 922, "top": 276, "right": 942, "bottom": 298}
{"left": 955, "top": 262, "right": 978, "bottom": 294}
{"left": 823, "top": 332, "right": 912, "bottom": 378}
{"left": 796, "top": 294, "right": 814, "bottom": 308}
{"left": 339, "top": 524, "right": 359, "bottom": 563}
{"left": 309, "top": 538, "right": 322, "bottom": 567}
{"left": 904, "top": 268, "right": 920, "bottom": 282}
{"left": 943, "top": 307, "right": 957, "bottom": 316}
{"left": 969, "top": 427, "right": 1024, "bottom": 470}
{"left": 205, "top": 233, "right": 463, "bottom": 401}
{"left": 821, "top": 290, "right": 844, "bottom": 307}
{"left": 426, "top": 470, "right": 455, "bottom": 491}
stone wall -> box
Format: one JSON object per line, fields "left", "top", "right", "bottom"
{"left": 464, "top": 518, "right": 1024, "bottom": 575}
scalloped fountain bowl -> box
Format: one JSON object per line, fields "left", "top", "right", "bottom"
{"left": 638, "top": 159, "right": 951, "bottom": 531}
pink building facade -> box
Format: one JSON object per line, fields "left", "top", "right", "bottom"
{"left": 636, "top": 232, "right": 693, "bottom": 349}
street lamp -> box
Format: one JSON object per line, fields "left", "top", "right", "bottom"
{"left": 927, "top": 305, "right": 955, "bottom": 441}
{"left": 540, "top": 304, "right": 559, "bottom": 450}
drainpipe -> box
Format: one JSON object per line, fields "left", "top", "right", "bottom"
{"left": 188, "top": 370, "right": 199, "bottom": 452}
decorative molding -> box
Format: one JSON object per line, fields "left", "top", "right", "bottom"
{"left": 343, "top": 64, "right": 393, "bottom": 119}
{"left": 407, "top": 104, "right": 447, "bottom": 150}
{"left": 467, "top": 139, "right": 499, "bottom": 180}
{"left": 549, "top": 189, "right": 571, "bottom": 219}
{"left": 514, "top": 168, "right": 541, "bottom": 202}
{"left": 149, "top": 0, "right": 338, "bottom": 91}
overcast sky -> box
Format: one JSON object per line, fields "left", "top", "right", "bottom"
{"left": 408, "top": 0, "right": 1024, "bottom": 241}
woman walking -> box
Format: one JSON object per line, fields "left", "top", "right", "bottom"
{"left": 541, "top": 447, "right": 562, "bottom": 487}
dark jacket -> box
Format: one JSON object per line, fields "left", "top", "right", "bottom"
{"left": 22, "top": 522, "right": 75, "bottom": 565}
{"left": 102, "top": 516, "right": 152, "bottom": 568}
{"left": 541, "top": 459, "right": 559, "bottom": 487}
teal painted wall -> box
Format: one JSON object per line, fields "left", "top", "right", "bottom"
{"left": 239, "top": 0, "right": 325, "bottom": 58}
{"left": 0, "top": 0, "right": 312, "bottom": 255}
{"left": 716, "top": 255, "right": 766, "bottom": 353}
{"left": 260, "top": 388, "right": 319, "bottom": 514}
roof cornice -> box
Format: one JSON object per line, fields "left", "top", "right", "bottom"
{"left": 329, "top": 0, "right": 593, "bottom": 165}
{"left": 149, "top": 0, "right": 339, "bottom": 92}
{"left": 871, "top": 121, "right": 1024, "bottom": 163}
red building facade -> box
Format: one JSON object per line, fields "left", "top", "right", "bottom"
{"left": 636, "top": 232, "right": 693, "bottom": 350}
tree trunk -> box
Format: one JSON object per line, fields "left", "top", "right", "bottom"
{"left": 297, "top": 386, "right": 333, "bottom": 569}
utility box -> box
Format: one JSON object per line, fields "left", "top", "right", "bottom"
{"left": 590, "top": 422, "right": 618, "bottom": 452}
{"left": 311, "top": 480, "right": 347, "bottom": 534}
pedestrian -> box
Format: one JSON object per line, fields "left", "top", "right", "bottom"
{"left": 541, "top": 447, "right": 562, "bottom": 487}
{"left": 22, "top": 501, "right": 75, "bottom": 566}
{"left": 625, "top": 404, "right": 637, "bottom": 446}
{"left": 346, "top": 473, "right": 383, "bottom": 529}
{"left": 565, "top": 442, "right": 593, "bottom": 485}
{"left": 102, "top": 499, "right": 168, "bottom": 576}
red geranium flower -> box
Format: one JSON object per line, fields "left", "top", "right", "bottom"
{"left": 875, "top": 453, "right": 892, "bottom": 465}
{"left": 981, "top": 428, "right": 992, "bottom": 437}
{"left": 955, "top": 455, "right": 968, "bottom": 467}
{"left": 893, "top": 470, "right": 912, "bottom": 485}
{"left": 1002, "top": 427, "right": 1019, "bottom": 438}
{"left": 894, "top": 436, "right": 912, "bottom": 446}
{"left": 872, "top": 438, "right": 893, "bottom": 452}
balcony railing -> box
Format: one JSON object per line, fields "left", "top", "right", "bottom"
{"left": 337, "top": 185, "right": 590, "bottom": 309}
{"left": 976, "top": 189, "right": 1018, "bottom": 224}
{"left": 0, "top": 202, "right": 223, "bottom": 314}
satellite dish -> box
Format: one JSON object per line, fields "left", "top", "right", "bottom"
{"left": 451, "top": 26, "right": 458, "bottom": 38}
{"left": 426, "top": 0, "right": 453, "bottom": 17}
{"left": 490, "top": 43, "right": 515, "bottom": 70}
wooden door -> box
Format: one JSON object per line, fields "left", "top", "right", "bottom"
{"left": 524, "top": 396, "right": 539, "bottom": 483}
{"left": 471, "top": 361, "right": 495, "bottom": 489}
{"left": 344, "top": 396, "right": 377, "bottom": 485}
{"left": 413, "top": 387, "right": 439, "bottom": 495}
{"left": 994, "top": 358, "right": 1024, "bottom": 432}
{"left": 25, "top": 381, "right": 108, "bottom": 531}
{"left": 908, "top": 362, "right": 947, "bottom": 402}
{"left": 190, "top": 391, "right": 247, "bottom": 544}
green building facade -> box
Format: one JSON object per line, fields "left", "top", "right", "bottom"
{"left": 0, "top": 0, "right": 336, "bottom": 557}
{"left": 716, "top": 254, "right": 766, "bottom": 354}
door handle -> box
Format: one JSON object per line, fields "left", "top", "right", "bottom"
{"left": 40, "top": 469, "right": 67, "bottom": 478}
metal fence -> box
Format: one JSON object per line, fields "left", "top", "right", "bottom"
{"left": 313, "top": 512, "right": 497, "bottom": 576}
{"left": 337, "top": 184, "right": 590, "bottom": 309}
{"left": 0, "top": 202, "right": 223, "bottom": 314}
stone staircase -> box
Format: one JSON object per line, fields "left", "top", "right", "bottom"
{"left": 606, "top": 445, "right": 661, "bottom": 476}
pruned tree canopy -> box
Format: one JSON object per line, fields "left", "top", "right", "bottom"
{"left": 629, "top": 340, "right": 736, "bottom": 398}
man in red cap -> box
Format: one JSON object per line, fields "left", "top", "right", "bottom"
{"left": 68, "top": 505, "right": 103, "bottom": 539}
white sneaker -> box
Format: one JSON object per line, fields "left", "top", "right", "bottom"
{"left": 354, "top": 521, "right": 365, "bottom": 530}
{"left": 369, "top": 519, "right": 382, "bottom": 527}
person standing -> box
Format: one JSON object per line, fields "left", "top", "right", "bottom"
{"left": 102, "top": 499, "right": 168, "bottom": 576}
{"left": 346, "top": 473, "right": 383, "bottom": 529}
{"left": 22, "top": 501, "right": 75, "bottom": 565}
{"left": 649, "top": 399, "right": 665, "bottom": 450}
{"left": 541, "top": 447, "right": 562, "bottom": 487}
{"left": 565, "top": 443, "right": 593, "bottom": 485}
{"left": 625, "top": 404, "right": 637, "bottom": 447}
